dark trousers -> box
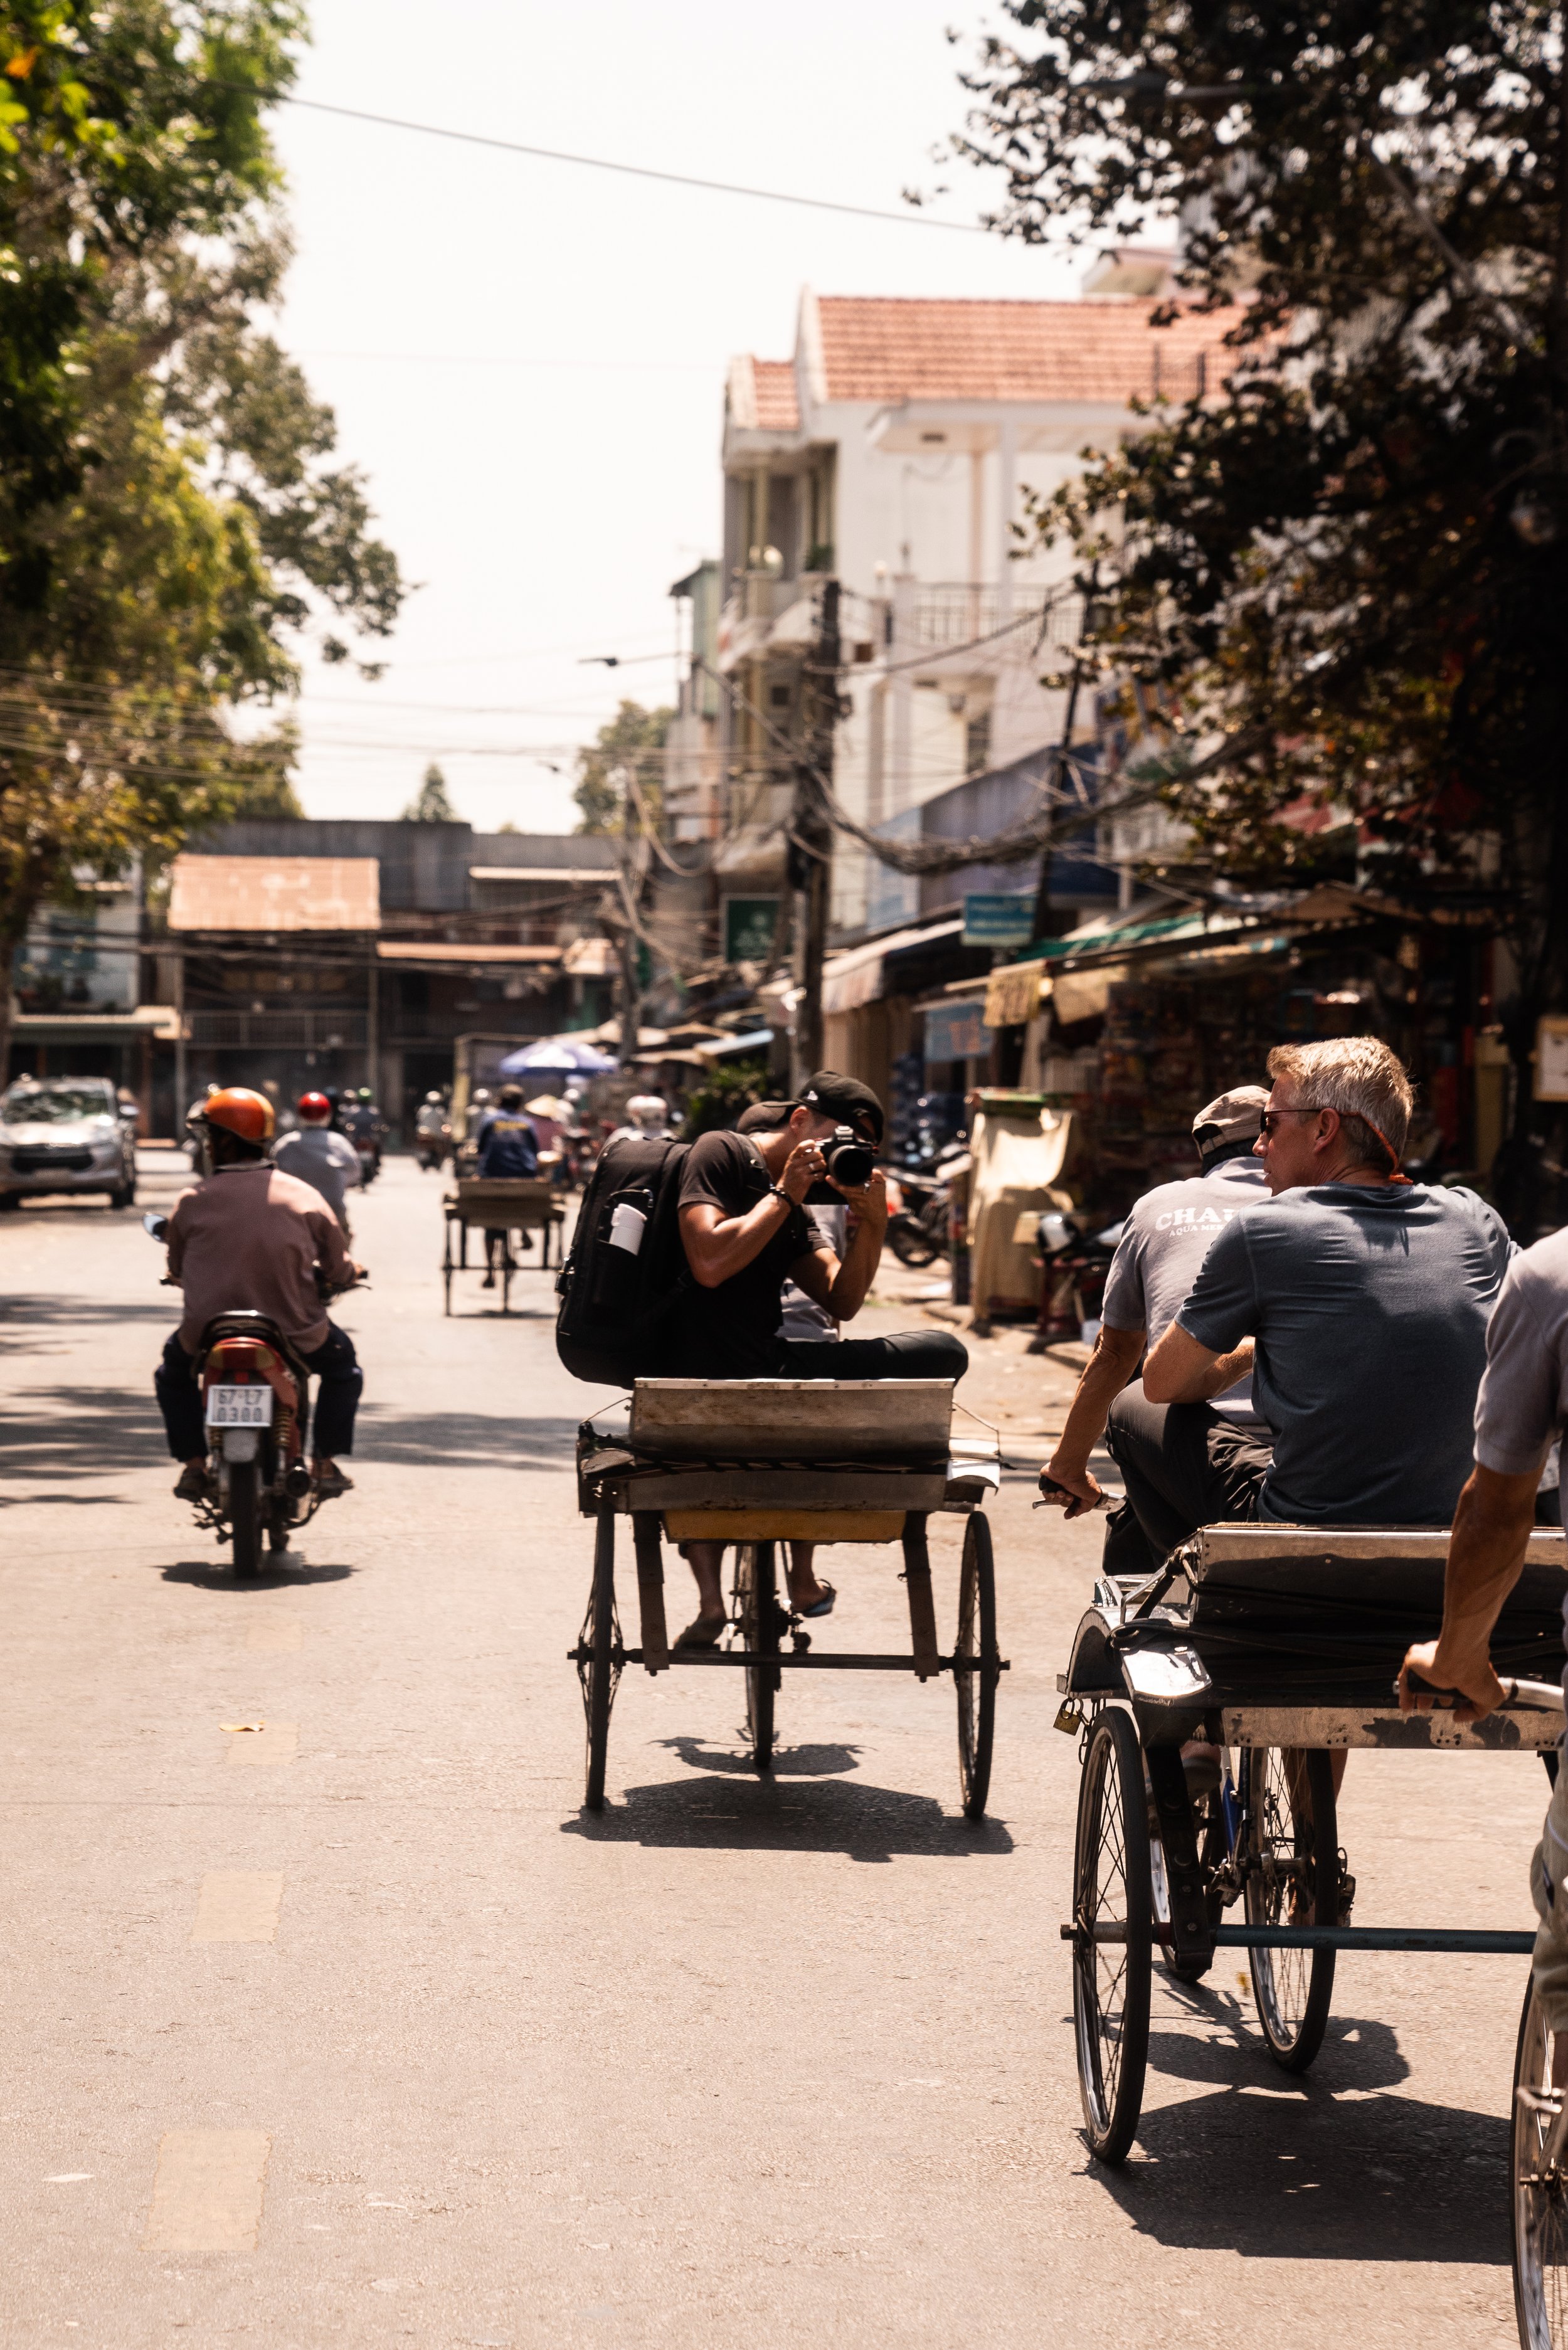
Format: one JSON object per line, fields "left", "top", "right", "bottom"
{"left": 1103, "top": 1388, "right": 1273, "bottom": 1572}
{"left": 156, "top": 1325, "right": 363, "bottom": 1461}
{"left": 776, "top": 1330, "right": 970, "bottom": 1383}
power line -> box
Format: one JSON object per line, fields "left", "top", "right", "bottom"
{"left": 213, "top": 82, "right": 993, "bottom": 237}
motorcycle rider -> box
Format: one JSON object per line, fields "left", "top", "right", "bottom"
{"left": 154, "top": 1087, "right": 364, "bottom": 1503}
{"left": 342, "top": 1087, "right": 383, "bottom": 1184}
{"left": 608, "top": 1093, "right": 674, "bottom": 1145}
{"left": 415, "top": 1089, "right": 450, "bottom": 1167}
{"left": 273, "top": 1089, "right": 362, "bottom": 1229}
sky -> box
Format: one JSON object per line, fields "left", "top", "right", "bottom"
{"left": 263, "top": 1, "right": 1093, "bottom": 835}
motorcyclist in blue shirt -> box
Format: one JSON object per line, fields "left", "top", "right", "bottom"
{"left": 478, "top": 1084, "right": 540, "bottom": 1287}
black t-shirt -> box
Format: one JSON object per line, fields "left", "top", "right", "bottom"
{"left": 668, "top": 1130, "right": 816, "bottom": 1377}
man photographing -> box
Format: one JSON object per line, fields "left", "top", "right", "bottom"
{"left": 668, "top": 1069, "right": 967, "bottom": 1645}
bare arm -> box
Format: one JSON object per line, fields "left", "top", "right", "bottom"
{"left": 679, "top": 1140, "right": 822, "bottom": 1289}
{"left": 1398, "top": 1462, "right": 1545, "bottom": 1722}
{"left": 1143, "top": 1321, "right": 1255, "bottom": 1405}
{"left": 786, "top": 1174, "right": 888, "bottom": 1322}
{"left": 1040, "top": 1323, "right": 1147, "bottom": 1516}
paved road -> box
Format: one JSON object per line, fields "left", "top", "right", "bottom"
{"left": 0, "top": 1153, "right": 1549, "bottom": 2346}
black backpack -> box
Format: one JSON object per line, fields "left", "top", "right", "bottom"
{"left": 555, "top": 1134, "right": 692, "bottom": 1387}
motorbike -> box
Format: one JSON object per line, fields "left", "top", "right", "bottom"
{"left": 884, "top": 1140, "right": 967, "bottom": 1268}
{"left": 351, "top": 1128, "right": 383, "bottom": 1187}
{"left": 146, "top": 1212, "right": 347, "bottom": 1576}
{"left": 414, "top": 1121, "right": 450, "bottom": 1172}
{"left": 1034, "top": 1209, "right": 1122, "bottom": 1344}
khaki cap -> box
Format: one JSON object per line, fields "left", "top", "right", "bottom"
{"left": 1192, "top": 1084, "right": 1268, "bottom": 1146}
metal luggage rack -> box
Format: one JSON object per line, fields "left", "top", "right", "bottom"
{"left": 1056, "top": 1521, "right": 1568, "bottom": 2169}
{"left": 569, "top": 1379, "right": 1007, "bottom": 1818}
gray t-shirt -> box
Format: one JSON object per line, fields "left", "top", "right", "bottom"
{"left": 273, "top": 1128, "right": 361, "bottom": 1225}
{"left": 1472, "top": 1233, "right": 1568, "bottom": 1679}
{"left": 1101, "top": 1155, "right": 1271, "bottom": 1419}
{"left": 1178, "top": 1182, "right": 1515, "bottom": 1526}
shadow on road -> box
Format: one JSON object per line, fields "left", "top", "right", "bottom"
{"left": 657, "top": 1735, "right": 865, "bottom": 1779}
{"left": 1080, "top": 1984, "right": 1507, "bottom": 2263}
{"left": 159, "top": 1557, "right": 355, "bottom": 1591}
{"left": 0, "top": 1384, "right": 164, "bottom": 1479}
{"left": 564, "top": 1770, "right": 1014, "bottom": 1862}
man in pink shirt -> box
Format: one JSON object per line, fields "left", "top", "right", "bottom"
{"left": 154, "top": 1088, "right": 363, "bottom": 1500}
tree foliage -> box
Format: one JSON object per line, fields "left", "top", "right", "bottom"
{"left": 955, "top": 3, "right": 1568, "bottom": 1138}
{"left": 401, "top": 762, "right": 455, "bottom": 823}
{"left": 0, "top": 3, "right": 403, "bottom": 1067}
{"left": 573, "top": 699, "right": 672, "bottom": 834}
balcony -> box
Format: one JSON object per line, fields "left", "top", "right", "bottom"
{"left": 911, "top": 586, "right": 1083, "bottom": 651}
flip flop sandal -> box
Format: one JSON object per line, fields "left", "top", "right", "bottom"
{"left": 797, "top": 1581, "right": 836, "bottom": 1619}
{"left": 674, "top": 1612, "right": 728, "bottom": 1648}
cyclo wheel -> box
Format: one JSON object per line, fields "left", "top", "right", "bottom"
{"left": 734, "top": 1543, "right": 778, "bottom": 1774}
{"left": 583, "top": 1503, "right": 618, "bottom": 1811}
{"left": 1241, "top": 1745, "right": 1337, "bottom": 2070}
{"left": 229, "top": 1461, "right": 261, "bottom": 1579}
{"left": 955, "top": 1511, "right": 999, "bottom": 1820}
{"left": 1071, "top": 1707, "right": 1152, "bottom": 2166}
{"left": 1513, "top": 1971, "right": 1568, "bottom": 2349}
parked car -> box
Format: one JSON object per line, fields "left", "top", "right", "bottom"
{"left": 0, "top": 1076, "right": 138, "bottom": 1209}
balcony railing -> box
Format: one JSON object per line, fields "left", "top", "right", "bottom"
{"left": 186, "top": 1010, "right": 369, "bottom": 1049}
{"left": 911, "top": 586, "right": 1083, "bottom": 650}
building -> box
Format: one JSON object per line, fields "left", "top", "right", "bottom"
{"left": 6, "top": 860, "right": 178, "bottom": 1125}
{"left": 159, "top": 819, "right": 620, "bottom": 1136}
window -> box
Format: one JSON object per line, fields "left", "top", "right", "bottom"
{"left": 769, "top": 682, "right": 792, "bottom": 709}
{"left": 966, "top": 711, "right": 993, "bottom": 776}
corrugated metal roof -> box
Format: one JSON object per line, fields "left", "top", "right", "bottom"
{"left": 168, "top": 855, "right": 380, "bottom": 933}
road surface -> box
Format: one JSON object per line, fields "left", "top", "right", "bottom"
{"left": 0, "top": 1151, "right": 1546, "bottom": 2345}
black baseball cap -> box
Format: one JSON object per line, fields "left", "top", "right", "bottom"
{"left": 795, "top": 1069, "right": 884, "bottom": 1145}
{"left": 736, "top": 1100, "right": 795, "bottom": 1133}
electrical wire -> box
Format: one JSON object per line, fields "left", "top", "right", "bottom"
{"left": 208, "top": 80, "right": 993, "bottom": 238}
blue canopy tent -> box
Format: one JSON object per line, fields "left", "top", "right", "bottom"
{"left": 497, "top": 1036, "right": 619, "bottom": 1081}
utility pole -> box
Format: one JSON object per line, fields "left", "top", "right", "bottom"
{"left": 617, "top": 763, "right": 642, "bottom": 1071}
{"left": 791, "top": 577, "right": 840, "bottom": 1087}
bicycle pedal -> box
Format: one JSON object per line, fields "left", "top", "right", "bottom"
{"left": 790, "top": 1629, "right": 812, "bottom": 1654}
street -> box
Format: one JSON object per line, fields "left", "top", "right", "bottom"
{"left": 0, "top": 1153, "right": 1550, "bottom": 2347}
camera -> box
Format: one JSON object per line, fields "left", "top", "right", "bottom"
{"left": 821, "top": 1125, "right": 876, "bottom": 1190}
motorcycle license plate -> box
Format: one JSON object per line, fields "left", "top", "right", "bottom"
{"left": 206, "top": 1384, "right": 273, "bottom": 1427}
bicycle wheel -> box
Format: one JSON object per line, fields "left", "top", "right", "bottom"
{"left": 229, "top": 1461, "right": 260, "bottom": 1579}
{"left": 580, "top": 1503, "right": 619, "bottom": 1811}
{"left": 955, "top": 1511, "right": 999, "bottom": 1820}
{"left": 1241, "top": 1745, "right": 1337, "bottom": 2070}
{"left": 1071, "top": 1708, "right": 1151, "bottom": 2166}
{"left": 734, "top": 1543, "right": 778, "bottom": 1774}
{"left": 1513, "top": 1971, "right": 1568, "bottom": 2349}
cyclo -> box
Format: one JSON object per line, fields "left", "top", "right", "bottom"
{"left": 1056, "top": 1518, "right": 1568, "bottom": 2343}
{"left": 571, "top": 1375, "right": 1004, "bottom": 1817}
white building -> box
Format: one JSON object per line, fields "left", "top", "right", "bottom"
{"left": 709, "top": 287, "right": 1244, "bottom": 945}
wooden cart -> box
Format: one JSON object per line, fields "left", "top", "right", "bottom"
{"left": 441, "top": 1176, "right": 565, "bottom": 1315}
{"left": 572, "top": 1377, "right": 1005, "bottom": 1817}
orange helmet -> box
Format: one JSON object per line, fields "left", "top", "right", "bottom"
{"left": 199, "top": 1086, "right": 275, "bottom": 1145}
{"left": 297, "top": 1090, "right": 332, "bottom": 1123}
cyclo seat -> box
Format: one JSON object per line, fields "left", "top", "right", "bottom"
{"left": 197, "top": 1310, "right": 312, "bottom": 1385}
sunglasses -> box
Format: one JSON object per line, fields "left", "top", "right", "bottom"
{"left": 1258, "top": 1105, "right": 1323, "bottom": 1137}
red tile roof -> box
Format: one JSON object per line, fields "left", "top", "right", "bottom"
{"left": 812, "top": 295, "right": 1246, "bottom": 405}
{"left": 750, "top": 358, "right": 800, "bottom": 430}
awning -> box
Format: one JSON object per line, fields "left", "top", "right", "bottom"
{"left": 822, "top": 918, "right": 963, "bottom": 1016}
{"left": 376, "top": 941, "right": 560, "bottom": 964}
{"left": 469, "top": 866, "right": 615, "bottom": 884}
{"left": 695, "top": 1029, "right": 773, "bottom": 1061}
{"left": 11, "top": 1005, "right": 182, "bottom": 1042}
{"left": 169, "top": 854, "right": 380, "bottom": 933}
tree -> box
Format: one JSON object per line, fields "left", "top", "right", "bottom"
{"left": 401, "top": 763, "right": 455, "bottom": 823}
{"left": 953, "top": 3, "right": 1568, "bottom": 1198}
{"left": 573, "top": 700, "right": 671, "bottom": 834}
{"left": 0, "top": 4, "right": 403, "bottom": 1080}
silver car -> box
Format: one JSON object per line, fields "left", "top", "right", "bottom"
{"left": 0, "top": 1077, "right": 138, "bottom": 1209}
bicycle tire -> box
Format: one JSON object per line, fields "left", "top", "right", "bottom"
{"left": 1071, "top": 1708, "right": 1151, "bottom": 2166}
{"left": 1242, "top": 1746, "right": 1337, "bottom": 2070}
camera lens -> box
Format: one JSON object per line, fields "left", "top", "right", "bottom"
{"left": 823, "top": 1131, "right": 875, "bottom": 1188}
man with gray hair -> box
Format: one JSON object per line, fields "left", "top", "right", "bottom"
{"left": 1109, "top": 1035, "right": 1515, "bottom": 1555}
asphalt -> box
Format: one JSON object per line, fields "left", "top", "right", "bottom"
{"left": 0, "top": 1150, "right": 1550, "bottom": 2346}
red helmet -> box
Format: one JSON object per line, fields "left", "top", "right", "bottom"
{"left": 297, "top": 1091, "right": 332, "bottom": 1123}
{"left": 199, "top": 1086, "right": 275, "bottom": 1145}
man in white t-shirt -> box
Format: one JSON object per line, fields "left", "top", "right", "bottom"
{"left": 1039, "top": 1085, "right": 1272, "bottom": 1574}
